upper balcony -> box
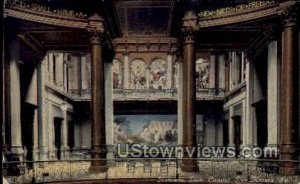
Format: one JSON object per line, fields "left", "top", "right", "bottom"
{"left": 47, "top": 86, "right": 225, "bottom": 102}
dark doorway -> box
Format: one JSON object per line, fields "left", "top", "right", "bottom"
{"left": 68, "top": 121, "right": 75, "bottom": 152}
{"left": 21, "top": 103, "right": 36, "bottom": 167}
{"left": 252, "top": 100, "right": 268, "bottom": 149}
{"left": 232, "top": 116, "right": 242, "bottom": 158}
{"left": 54, "top": 117, "right": 62, "bottom": 160}
{"left": 222, "top": 120, "right": 229, "bottom": 147}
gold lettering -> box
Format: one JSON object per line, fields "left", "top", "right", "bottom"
{"left": 198, "top": 1, "right": 276, "bottom": 18}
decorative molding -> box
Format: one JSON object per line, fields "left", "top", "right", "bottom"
{"left": 197, "top": 1, "right": 294, "bottom": 28}
{"left": 113, "top": 37, "right": 178, "bottom": 53}
{"left": 279, "top": 4, "right": 299, "bottom": 27}
{"left": 198, "top": 1, "right": 276, "bottom": 18}
{"left": 5, "top": 0, "right": 88, "bottom": 19}
{"left": 182, "top": 30, "right": 195, "bottom": 45}
{"left": 88, "top": 31, "right": 104, "bottom": 45}
{"left": 5, "top": 5, "right": 88, "bottom": 29}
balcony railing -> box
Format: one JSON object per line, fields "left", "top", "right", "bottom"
{"left": 3, "top": 158, "right": 300, "bottom": 183}
{"left": 47, "top": 84, "right": 226, "bottom": 101}
{"left": 113, "top": 89, "right": 177, "bottom": 101}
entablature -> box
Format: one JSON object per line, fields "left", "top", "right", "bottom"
{"left": 113, "top": 37, "right": 178, "bottom": 53}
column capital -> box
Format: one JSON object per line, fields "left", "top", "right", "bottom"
{"left": 87, "top": 14, "right": 105, "bottom": 45}
{"left": 60, "top": 102, "right": 68, "bottom": 111}
{"left": 280, "top": 5, "right": 299, "bottom": 27}
{"left": 182, "top": 29, "right": 196, "bottom": 44}
{"left": 182, "top": 11, "right": 198, "bottom": 44}
{"left": 87, "top": 29, "right": 105, "bottom": 45}
{"left": 123, "top": 51, "right": 129, "bottom": 56}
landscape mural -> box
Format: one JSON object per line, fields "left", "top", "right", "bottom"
{"left": 114, "top": 115, "right": 178, "bottom": 146}
{"left": 114, "top": 115, "right": 206, "bottom": 146}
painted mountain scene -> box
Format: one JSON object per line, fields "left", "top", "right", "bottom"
{"left": 114, "top": 115, "right": 177, "bottom": 146}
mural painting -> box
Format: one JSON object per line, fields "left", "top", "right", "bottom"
{"left": 196, "top": 58, "right": 210, "bottom": 89}
{"left": 113, "top": 60, "right": 122, "bottom": 89}
{"left": 149, "top": 60, "right": 167, "bottom": 89}
{"left": 114, "top": 115, "right": 178, "bottom": 146}
{"left": 130, "top": 60, "right": 147, "bottom": 89}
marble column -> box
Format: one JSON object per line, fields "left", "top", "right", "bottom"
{"left": 225, "top": 56, "right": 229, "bottom": 91}
{"left": 280, "top": 10, "right": 299, "bottom": 175}
{"left": 182, "top": 30, "right": 197, "bottom": 172}
{"left": 167, "top": 52, "right": 173, "bottom": 89}
{"left": 241, "top": 52, "right": 245, "bottom": 83}
{"left": 232, "top": 52, "right": 237, "bottom": 87}
{"left": 242, "top": 99, "right": 247, "bottom": 148}
{"left": 229, "top": 52, "right": 234, "bottom": 90}
{"left": 48, "top": 53, "right": 54, "bottom": 85}
{"left": 60, "top": 103, "right": 69, "bottom": 159}
{"left": 63, "top": 56, "right": 68, "bottom": 92}
{"left": 25, "top": 67, "right": 39, "bottom": 161}
{"left": 89, "top": 29, "right": 106, "bottom": 172}
{"left": 245, "top": 58, "right": 255, "bottom": 147}
{"left": 123, "top": 52, "right": 130, "bottom": 89}
{"left": 228, "top": 106, "right": 234, "bottom": 146}
{"left": 47, "top": 102, "right": 55, "bottom": 159}
{"left": 104, "top": 61, "right": 114, "bottom": 165}
{"left": 146, "top": 66, "right": 150, "bottom": 89}
{"left": 218, "top": 54, "right": 226, "bottom": 90}
{"left": 267, "top": 41, "right": 279, "bottom": 150}
{"left": 9, "top": 40, "right": 24, "bottom": 158}
{"left": 209, "top": 54, "right": 216, "bottom": 89}
{"left": 37, "top": 56, "right": 49, "bottom": 160}
{"left": 32, "top": 108, "right": 39, "bottom": 161}
{"left": 56, "top": 53, "right": 64, "bottom": 90}
{"left": 81, "top": 55, "right": 88, "bottom": 90}
{"left": 177, "top": 60, "right": 183, "bottom": 147}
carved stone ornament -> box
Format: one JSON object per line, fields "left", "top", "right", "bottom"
{"left": 182, "top": 11, "right": 198, "bottom": 44}
{"left": 88, "top": 29, "right": 104, "bottom": 45}
{"left": 280, "top": 4, "right": 299, "bottom": 27}
{"left": 87, "top": 14, "right": 105, "bottom": 45}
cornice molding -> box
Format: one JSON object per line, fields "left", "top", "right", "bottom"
{"left": 5, "top": 6, "right": 88, "bottom": 29}
{"left": 112, "top": 37, "right": 178, "bottom": 53}
{"left": 197, "top": 1, "right": 294, "bottom": 28}
{"left": 279, "top": 3, "right": 299, "bottom": 27}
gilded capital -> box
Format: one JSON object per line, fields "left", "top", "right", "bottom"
{"left": 87, "top": 14, "right": 105, "bottom": 45}
{"left": 182, "top": 29, "right": 195, "bottom": 45}
{"left": 280, "top": 5, "right": 298, "bottom": 27}
{"left": 88, "top": 30, "right": 104, "bottom": 45}
{"left": 182, "top": 11, "right": 197, "bottom": 44}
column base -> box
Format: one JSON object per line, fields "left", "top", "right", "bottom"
{"left": 89, "top": 160, "right": 107, "bottom": 173}
{"left": 38, "top": 146, "right": 49, "bottom": 161}
{"left": 61, "top": 146, "right": 70, "bottom": 159}
{"left": 106, "top": 145, "right": 115, "bottom": 166}
{"left": 10, "top": 146, "right": 24, "bottom": 161}
{"left": 32, "top": 148, "right": 39, "bottom": 161}
{"left": 89, "top": 146, "right": 107, "bottom": 173}
{"left": 48, "top": 148, "right": 57, "bottom": 160}
{"left": 279, "top": 144, "right": 298, "bottom": 175}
